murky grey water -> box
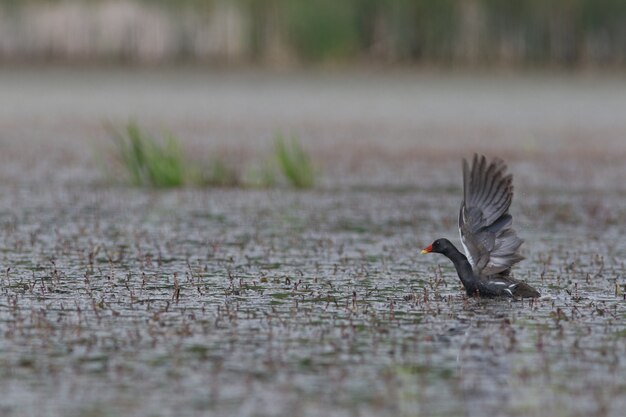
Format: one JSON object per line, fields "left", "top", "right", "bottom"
{"left": 0, "top": 184, "right": 624, "bottom": 417}
{"left": 0, "top": 69, "right": 625, "bottom": 417}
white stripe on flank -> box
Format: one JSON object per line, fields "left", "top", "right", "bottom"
{"left": 459, "top": 226, "right": 475, "bottom": 267}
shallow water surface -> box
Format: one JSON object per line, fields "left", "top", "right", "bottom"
{"left": 0, "top": 183, "right": 624, "bottom": 417}
{"left": 0, "top": 69, "right": 625, "bottom": 416}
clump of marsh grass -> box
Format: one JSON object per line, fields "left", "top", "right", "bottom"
{"left": 274, "top": 134, "right": 314, "bottom": 189}
{"left": 109, "top": 121, "right": 185, "bottom": 188}
{"left": 105, "top": 123, "right": 316, "bottom": 189}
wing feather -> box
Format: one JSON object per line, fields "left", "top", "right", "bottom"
{"left": 459, "top": 154, "right": 524, "bottom": 276}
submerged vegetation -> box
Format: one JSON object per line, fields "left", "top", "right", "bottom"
{"left": 106, "top": 122, "right": 314, "bottom": 189}
{"left": 2, "top": 168, "right": 625, "bottom": 416}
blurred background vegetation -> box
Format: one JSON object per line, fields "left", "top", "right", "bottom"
{"left": 0, "top": 0, "right": 624, "bottom": 68}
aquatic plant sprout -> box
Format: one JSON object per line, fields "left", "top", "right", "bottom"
{"left": 110, "top": 121, "right": 185, "bottom": 188}
{"left": 274, "top": 133, "right": 315, "bottom": 189}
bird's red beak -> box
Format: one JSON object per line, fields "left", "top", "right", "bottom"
{"left": 421, "top": 244, "right": 432, "bottom": 254}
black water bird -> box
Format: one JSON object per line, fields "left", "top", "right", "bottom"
{"left": 421, "top": 154, "right": 540, "bottom": 298}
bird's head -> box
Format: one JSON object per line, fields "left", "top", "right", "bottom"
{"left": 421, "top": 238, "right": 452, "bottom": 255}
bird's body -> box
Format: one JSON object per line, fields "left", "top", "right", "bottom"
{"left": 422, "top": 154, "right": 540, "bottom": 299}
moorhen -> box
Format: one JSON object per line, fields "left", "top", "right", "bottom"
{"left": 421, "top": 154, "right": 540, "bottom": 298}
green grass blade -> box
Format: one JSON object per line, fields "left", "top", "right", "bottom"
{"left": 274, "top": 134, "right": 314, "bottom": 188}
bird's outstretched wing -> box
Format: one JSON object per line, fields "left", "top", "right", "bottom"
{"left": 458, "top": 154, "right": 524, "bottom": 276}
